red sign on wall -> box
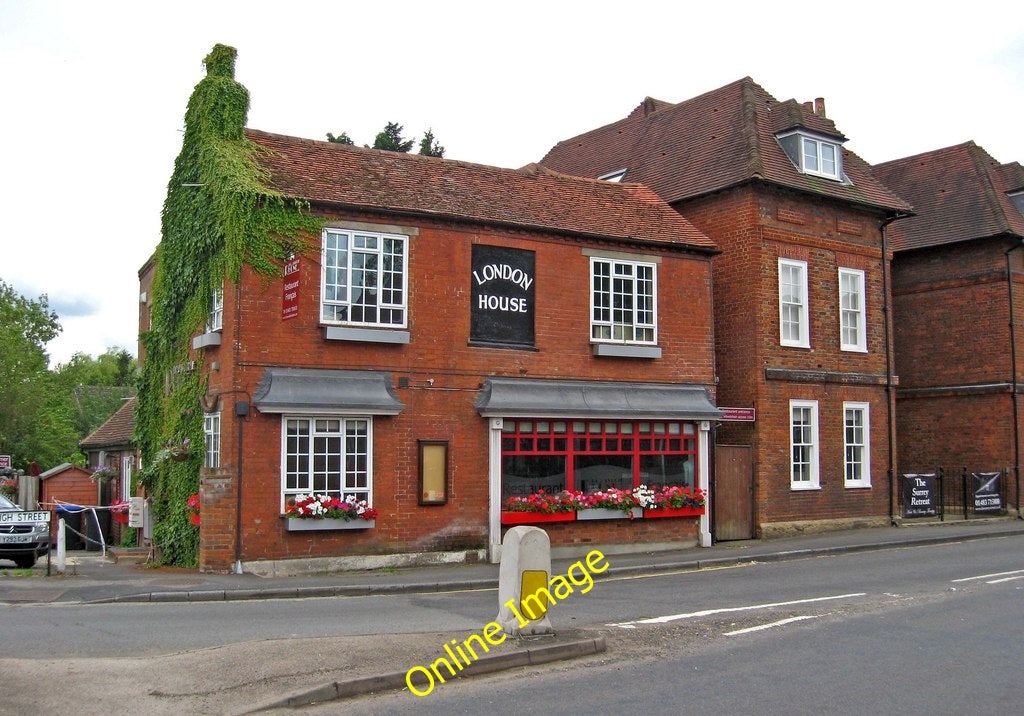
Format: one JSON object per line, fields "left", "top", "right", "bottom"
{"left": 719, "top": 407, "right": 756, "bottom": 422}
{"left": 282, "top": 257, "right": 300, "bottom": 320}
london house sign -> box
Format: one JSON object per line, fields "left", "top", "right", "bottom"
{"left": 470, "top": 245, "right": 536, "bottom": 347}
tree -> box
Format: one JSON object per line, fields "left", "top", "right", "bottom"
{"left": 326, "top": 131, "right": 354, "bottom": 145}
{"left": 55, "top": 348, "right": 138, "bottom": 437}
{"left": 418, "top": 128, "right": 445, "bottom": 158}
{"left": 371, "top": 122, "right": 415, "bottom": 153}
{"left": 0, "top": 280, "right": 78, "bottom": 469}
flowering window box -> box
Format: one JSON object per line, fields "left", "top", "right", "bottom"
{"left": 642, "top": 506, "right": 705, "bottom": 519}
{"left": 577, "top": 507, "right": 643, "bottom": 520}
{"left": 286, "top": 518, "right": 375, "bottom": 531}
{"left": 500, "top": 511, "right": 576, "bottom": 526}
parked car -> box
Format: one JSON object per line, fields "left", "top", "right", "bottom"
{"left": 0, "top": 494, "right": 51, "bottom": 568}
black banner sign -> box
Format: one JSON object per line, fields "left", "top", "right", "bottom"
{"left": 901, "top": 473, "right": 938, "bottom": 518}
{"left": 470, "top": 245, "right": 535, "bottom": 347}
{"left": 973, "top": 472, "right": 1002, "bottom": 513}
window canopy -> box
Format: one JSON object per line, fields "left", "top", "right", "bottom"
{"left": 476, "top": 377, "right": 721, "bottom": 421}
{"left": 253, "top": 368, "right": 404, "bottom": 415}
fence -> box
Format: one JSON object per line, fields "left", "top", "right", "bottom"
{"left": 898, "top": 468, "right": 1010, "bottom": 520}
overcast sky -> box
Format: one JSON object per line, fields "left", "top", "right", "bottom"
{"left": 3, "top": 1, "right": 1022, "bottom": 366}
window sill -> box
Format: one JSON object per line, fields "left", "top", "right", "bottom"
{"left": 285, "top": 517, "right": 375, "bottom": 531}
{"left": 840, "top": 346, "right": 869, "bottom": 354}
{"left": 591, "top": 343, "right": 662, "bottom": 359}
{"left": 790, "top": 484, "right": 822, "bottom": 491}
{"left": 192, "top": 331, "right": 222, "bottom": 350}
{"left": 324, "top": 326, "right": 410, "bottom": 344}
{"left": 844, "top": 483, "right": 872, "bottom": 489}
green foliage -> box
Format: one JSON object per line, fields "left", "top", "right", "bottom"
{"left": 326, "top": 131, "right": 354, "bottom": 145}
{"left": 0, "top": 280, "right": 79, "bottom": 469}
{"left": 371, "top": 121, "right": 415, "bottom": 153}
{"left": 55, "top": 349, "right": 137, "bottom": 436}
{"left": 137, "top": 44, "right": 321, "bottom": 566}
{"left": 418, "top": 128, "right": 445, "bottom": 158}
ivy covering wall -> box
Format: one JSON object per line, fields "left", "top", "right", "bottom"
{"left": 136, "top": 44, "right": 320, "bottom": 565}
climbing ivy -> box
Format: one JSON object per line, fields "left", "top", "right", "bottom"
{"left": 136, "top": 44, "right": 321, "bottom": 566}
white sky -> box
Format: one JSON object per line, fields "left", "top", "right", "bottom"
{"left": 3, "top": 0, "right": 1022, "bottom": 367}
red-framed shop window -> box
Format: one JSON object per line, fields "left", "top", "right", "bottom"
{"left": 500, "top": 419, "right": 697, "bottom": 501}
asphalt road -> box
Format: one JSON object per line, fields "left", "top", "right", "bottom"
{"left": 2, "top": 534, "right": 1022, "bottom": 714}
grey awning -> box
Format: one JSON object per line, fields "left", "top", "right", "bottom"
{"left": 476, "top": 377, "right": 722, "bottom": 420}
{"left": 253, "top": 368, "right": 404, "bottom": 415}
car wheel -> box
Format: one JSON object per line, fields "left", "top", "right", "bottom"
{"left": 13, "top": 553, "right": 37, "bottom": 568}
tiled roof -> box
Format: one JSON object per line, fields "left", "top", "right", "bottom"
{"left": 79, "top": 397, "right": 136, "bottom": 449}
{"left": 874, "top": 142, "right": 1024, "bottom": 252}
{"left": 538, "top": 77, "right": 912, "bottom": 214}
{"left": 246, "top": 130, "right": 716, "bottom": 252}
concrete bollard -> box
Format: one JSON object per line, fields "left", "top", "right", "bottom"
{"left": 496, "top": 525, "right": 554, "bottom": 636}
{"left": 56, "top": 518, "right": 66, "bottom": 573}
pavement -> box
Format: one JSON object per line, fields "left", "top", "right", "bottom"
{"left": 4, "top": 516, "right": 1023, "bottom": 712}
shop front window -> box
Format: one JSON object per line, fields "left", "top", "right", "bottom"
{"left": 500, "top": 419, "right": 696, "bottom": 501}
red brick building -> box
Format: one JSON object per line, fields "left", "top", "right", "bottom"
{"left": 540, "top": 78, "right": 913, "bottom": 538}
{"left": 874, "top": 142, "right": 1024, "bottom": 511}
{"left": 165, "top": 116, "right": 723, "bottom": 571}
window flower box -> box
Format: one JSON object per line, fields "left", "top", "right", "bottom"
{"left": 577, "top": 507, "right": 643, "bottom": 520}
{"left": 500, "top": 511, "right": 576, "bottom": 526}
{"left": 286, "top": 517, "right": 375, "bottom": 531}
{"left": 642, "top": 506, "right": 705, "bottom": 519}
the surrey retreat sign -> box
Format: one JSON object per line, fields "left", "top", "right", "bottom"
{"left": 470, "top": 245, "right": 535, "bottom": 347}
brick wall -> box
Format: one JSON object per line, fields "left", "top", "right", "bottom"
{"left": 194, "top": 209, "right": 717, "bottom": 565}
{"left": 679, "top": 185, "right": 895, "bottom": 529}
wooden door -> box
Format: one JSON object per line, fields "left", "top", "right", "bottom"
{"left": 714, "top": 445, "right": 754, "bottom": 540}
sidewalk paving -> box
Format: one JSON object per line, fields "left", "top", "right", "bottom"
{"left": 3, "top": 516, "right": 1023, "bottom": 605}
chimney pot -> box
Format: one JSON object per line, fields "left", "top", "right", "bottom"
{"left": 814, "top": 97, "right": 826, "bottom": 118}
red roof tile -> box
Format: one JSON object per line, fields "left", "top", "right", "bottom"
{"left": 874, "top": 142, "right": 1024, "bottom": 252}
{"left": 245, "top": 130, "right": 716, "bottom": 252}
{"left": 79, "top": 397, "right": 136, "bottom": 449}
{"left": 538, "top": 77, "right": 911, "bottom": 214}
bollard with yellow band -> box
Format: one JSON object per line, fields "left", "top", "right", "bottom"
{"left": 496, "top": 525, "right": 554, "bottom": 635}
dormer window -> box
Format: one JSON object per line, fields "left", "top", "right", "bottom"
{"left": 802, "top": 137, "right": 839, "bottom": 179}
{"left": 777, "top": 130, "right": 844, "bottom": 182}
{"left": 599, "top": 168, "right": 627, "bottom": 182}
{"left": 1010, "top": 191, "right": 1024, "bottom": 218}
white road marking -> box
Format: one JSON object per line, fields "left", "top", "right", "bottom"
{"left": 986, "top": 575, "right": 1024, "bottom": 585}
{"left": 724, "top": 615, "right": 819, "bottom": 636}
{"left": 951, "top": 569, "right": 1024, "bottom": 583}
{"left": 607, "top": 592, "right": 866, "bottom": 628}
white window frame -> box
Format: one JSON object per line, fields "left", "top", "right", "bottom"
{"left": 120, "top": 454, "right": 134, "bottom": 502}
{"left": 280, "top": 416, "right": 373, "bottom": 512}
{"left": 208, "top": 287, "right": 224, "bottom": 332}
{"left": 779, "top": 259, "right": 810, "bottom": 348}
{"left": 590, "top": 257, "right": 658, "bottom": 345}
{"left": 839, "top": 268, "right": 867, "bottom": 352}
{"left": 204, "top": 412, "right": 221, "bottom": 469}
{"left": 321, "top": 228, "right": 409, "bottom": 328}
{"left": 843, "top": 402, "right": 871, "bottom": 488}
{"left": 598, "top": 168, "right": 627, "bottom": 182}
{"left": 801, "top": 136, "right": 841, "bottom": 180}
{"left": 790, "top": 399, "right": 820, "bottom": 490}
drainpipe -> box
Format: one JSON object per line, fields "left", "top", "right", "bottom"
{"left": 233, "top": 280, "right": 245, "bottom": 573}
{"left": 880, "top": 214, "right": 908, "bottom": 525}
{"left": 1005, "top": 239, "right": 1023, "bottom": 519}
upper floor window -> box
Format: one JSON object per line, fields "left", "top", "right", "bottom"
{"left": 839, "top": 268, "right": 867, "bottom": 352}
{"left": 321, "top": 228, "right": 408, "bottom": 327}
{"left": 802, "top": 137, "right": 840, "bottom": 179}
{"left": 208, "top": 288, "right": 224, "bottom": 332}
{"left": 790, "top": 399, "right": 820, "bottom": 489}
{"left": 777, "top": 130, "right": 843, "bottom": 182}
{"left": 591, "top": 258, "right": 657, "bottom": 344}
{"left": 204, "top": 413, "right": 221, "bottom": 469}
{"left": 778, "top": 259, "right": 809, "bottom": 348}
